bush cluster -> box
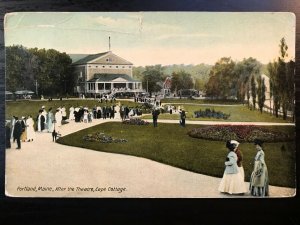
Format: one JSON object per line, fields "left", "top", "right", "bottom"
{"left": 194, "top": 108, "right": 230, "bottom": 120}
{"left": 188, "top": 125, "right": 293, "bottom": 142}
{"left": 83, "top": 132, "right": 127, "bottom": 143}
{"left": 122, "top": 118, "right": 149, "bottom": 125}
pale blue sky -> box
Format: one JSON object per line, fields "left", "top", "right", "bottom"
{"left": 4, "top": 12, "right": 295, "bottom": 66}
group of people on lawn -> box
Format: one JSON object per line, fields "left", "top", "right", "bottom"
{"left": 6, "top": 102, "right": 269, "bottom": 197}
{"left": 219, "top": 139, "right": 269, "bottom": 197}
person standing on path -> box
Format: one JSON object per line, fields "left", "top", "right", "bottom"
{"left": 218, "top": 140, "right": 247, "bottom": 195}
{"left": 231, "top": 140, "right": 245, "bottom": 181}
{"left": 13, "top": 117, "right": 22, "bottom": 149}
{"left": 249, "top": 139, "right": 269, "bottom": 197}
{"left": 20, "top": 116, "right": 27, "bottom": 142}
{"left": 152, "top": 108, "right": 160, "bottom": 127}
{"left": 26, "top": 115, "right": 35, "bottom": 142}
{"left": 6, "top": 121, "right": 11, "bottom": 149}
{"left": 179, "top": 108, "right": 186, "bottom": 127}
{"left": 47, "top": 108, "right": 54, "bottom": 133}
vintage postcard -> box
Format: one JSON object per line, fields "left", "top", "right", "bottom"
{"left": 4, "top": 12, "right": 296, "bottom": 198}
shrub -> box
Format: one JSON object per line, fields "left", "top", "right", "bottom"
{"left": 194, "top": 108, "right": 230, "bottom": 120}
{"left": 122, "top": 118, "right": 149, "bottom": 125}
{"left": 83, "top": 132, "right": 127, "bottom": 143}
{"left": 187, "top": 125, "right": 293, "bottom": 142}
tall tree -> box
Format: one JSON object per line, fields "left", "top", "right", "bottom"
{"left": 234, "top": 58, "right": 262, "bottom": 103}
{"left": 205, "top": 57, "right": 237, "bottom": 99}
{"left": 6, "top": 45, "right": 73, "bottom": 97}
{"left": 6, "top": 45, "right": 31, "bottom": 92}
{"left": 251, "top": 76, "right": 257, "bottom": 109}
{"left": 170, "top": 70, "right": 193, "bottom": 94}
{"left": 267, "top": 61, "right": 280, "bottom": 117}
{"left": 142, "top": 65, "right": 164, "bottom": 96}
{"left": 257, "top": 76, "right": 266, "bottom": 113}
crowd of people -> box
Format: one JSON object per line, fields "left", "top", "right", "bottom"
{"left": 218, "top": 139, "right": 269, "bottom": 197}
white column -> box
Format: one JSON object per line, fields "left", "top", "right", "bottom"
{"left": 104, "top": 83, "right": 106, "bottom": 91}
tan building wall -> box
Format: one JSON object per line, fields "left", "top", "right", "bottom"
{"left": 86, "top": 64, "right": 132, "bottom": 81}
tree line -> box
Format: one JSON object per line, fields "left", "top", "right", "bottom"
{"left": 205, "top": 38, "right": 295, "bottom": 120}
{"left": 6, "top": 45, "right": 74, "bottom": 97}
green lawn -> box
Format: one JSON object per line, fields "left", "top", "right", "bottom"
{"left": 161, "top": 98, "right": 242, "bottom": 105}
{"left": 57, "top": 122, "right": 296, "bottom": 188}
{"left": 5, "top": 99, "right": 141, "bottom": 120}
{"left": 142, "top": 104, "right": 292, "bottom": 123}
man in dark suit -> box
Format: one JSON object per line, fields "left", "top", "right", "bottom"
{"left": 13, "top": 117, "right": 22, "bottom": 149}
{"left": 152, "top": 108, "right": 160, "bottom": 127}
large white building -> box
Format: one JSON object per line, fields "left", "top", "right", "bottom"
{"left": 72, "top": 51, "right": 142, "bottom": 97}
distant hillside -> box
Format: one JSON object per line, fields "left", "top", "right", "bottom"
{"left": 68, "top": 54, "right": 89, "bottom": 63}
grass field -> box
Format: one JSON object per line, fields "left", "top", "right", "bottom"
{"left": 5, "top": 99, "right": 141, "bottom": 120}
{"left": 142, "top": 104, "right": 292, "bottom": 123}
{"left": 161, "top": 98, "right": 242, "bottom": 105}
{"left": 57, "top": 122, "right": 296, "bottom": 188}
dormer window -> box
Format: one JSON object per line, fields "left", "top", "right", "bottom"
{"left": 106, "top": 58, "right": 113, "bottom": 62}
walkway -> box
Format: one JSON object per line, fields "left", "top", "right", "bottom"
{"left": 5, "top": 118, "right": 295, "bottom": 198}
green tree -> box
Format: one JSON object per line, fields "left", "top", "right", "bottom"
{"left": 142, "top": 65, "right": 164, "bottom": 96}
{"left": 6, "top": 45, "right": 73, "bottom": 97}
{"left": 257, "top": 76, "right": 266, "bottom": 113}
{"left": 205, "top": 57, "right": 237, "bottom": 99}
{"left": 267, "top": 61, "right": 280, "bottom": 117}
{"left": 170, "top": 71, "right": 193, "bottom": 94}
{"left": 251, "top": 76, "right": 257, "bottom": 109}
{"left": 6, "top": 45, "right": 31, "bottom": 92}
{"left": 234, "top": 58, "right": 262, "bottom": 103}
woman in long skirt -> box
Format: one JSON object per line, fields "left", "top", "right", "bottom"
{"left": 20, "top": 116, "right": 27, "bottom": 142}
{"left": 231, "top": 140, "right": 245, "bottom": 181}
{"left": 249, "top": 139, "right": 269, "bottom": 197}
{"left": 26, "top": 115, "right": 35, "bottom": 142}
{"left": 47, "top": 108, "right": 54, "bottom": 132}
{"left": 218, "top": 140, "right": 247, "bottom": 194}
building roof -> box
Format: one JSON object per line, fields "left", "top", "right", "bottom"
{"left": 72, "top": 52, "right": 110, "bottom": 65}
{"left": 72, "top": 51, "right": 133, "bottom": 65}
{"left": 87, "top": 74, "right": 140, "bottom": 83}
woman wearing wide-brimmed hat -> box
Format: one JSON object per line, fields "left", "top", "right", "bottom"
{"left": 230, "top": 140, "right": 245, "bottom": 181}
{"left": 249, "top": 139, "right": 269, "bottom": 197}
{"left": 218, "top": 140, "right": 247, "bottom": 195}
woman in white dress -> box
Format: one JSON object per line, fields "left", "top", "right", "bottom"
{"left": 83, "top": 110, "right": 88, "bottom": 123}
{"left": 218, "top": 140, "right": 247, "bottom": 195}
{"left": 55, "top": 108, "right": 62, "bottom": 127}
{"left": 231, "top": 140, "right": 245, "bottom": 181}
{"left": 69, "top": 106, "right": 75, "bottom": 120}
{"left": 26, "top": 115, "right": 35, "bottom": 142}
{"left": 46, "top": 108, "right": 54, "bottom": 132}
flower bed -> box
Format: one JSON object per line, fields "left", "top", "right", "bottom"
{"left": 122, "top": 118, "right": 149, "bottom": 125}
{"left": 83, "top": 132, "right": 127, "bottom": 143}
{"left": 194, "top": 108, "right": 230, "bottom": 120}
{"left": 187, "top": 125, "right": 294, "bottom": 142}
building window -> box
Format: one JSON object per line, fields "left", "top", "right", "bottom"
{"left": 116, "top": 66, "right": 118, "bottom": 68}
{"left": 109, "top": 66, "right": 112, "bottom": 68}
{"left": 96, "top": 66, "right": 98, "bottom": 68}
{"left": 106, "top": 58, "right": 112, "bottom": 62}
{"left": 79, "top": 72, "right": 83, "bottom": 78}
{"left": 122, "top": 66, "right": 125, "bottom": 68}
{"left": 102, "top": 66, "right": 105, "bottom": 68}
{"left": 129, "top": 66, "right": 131, "bottom": 68}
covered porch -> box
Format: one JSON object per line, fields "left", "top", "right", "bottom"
{"left": 86, "top": 73, "right": 142, "bottom": 94}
